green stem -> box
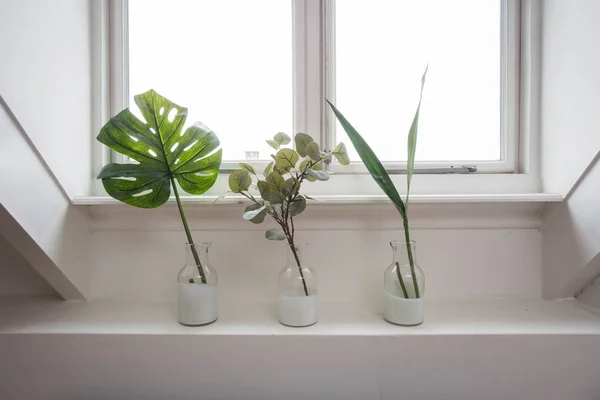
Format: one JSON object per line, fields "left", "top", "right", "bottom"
{"left": 403, "top": 219, "right": 420, "bottom": 298}
{"left": 171, "top": 178, "right": 207, "bottom": 284}
{"left": 395, "top": 261, "right": 409, "bottom": 299}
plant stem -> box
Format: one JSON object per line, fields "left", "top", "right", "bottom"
{"left": 395, "top": 262, "right": 409, "bottom": 299}
{"left": 288, "top": 240, "right": 309, "bottom": 296}
{"left": 171, "top": 177, "right": 207, "bottom": 284}
{"left": 403, "top": 219, "right": 420, "bottom": 298}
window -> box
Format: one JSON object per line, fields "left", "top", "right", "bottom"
{"left": 107, "top": 0, "right": 521, "bottom": 177}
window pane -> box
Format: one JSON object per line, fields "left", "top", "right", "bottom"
{"left": 334, "top": 0, "right": 501, "bottom": 162}
{"left": 128, "top": 0, "right": 292, "bottom": 162}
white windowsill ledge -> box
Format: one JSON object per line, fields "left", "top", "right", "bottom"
{"left": 0, "top": 297, "right": 597, "bottom": 336}
{"left": 73, "top": 193, "right": 562, "bottom": 231}
{"left": 73, "top": 193, "right": 562, "bottom": 206}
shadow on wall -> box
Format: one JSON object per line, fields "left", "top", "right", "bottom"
{"left": 0, "top": 231, "right": 58, "bottom": 297}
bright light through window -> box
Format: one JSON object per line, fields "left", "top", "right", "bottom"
{"left": 334, "top": 0, "right": 501, "bottom": 162}
{"left": 128, "top": 0, "right": 293, "bottom": 162}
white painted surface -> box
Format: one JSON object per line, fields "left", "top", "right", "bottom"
{"left": 277, "top": 294, "right": 318, "bottom": 327}
{"left": 90, "top": 229, "right": 542, "bottom": 305}
{"left": 540, "top": 0, "right": 600, "bottom": 299}
{"left": 0, "top": 235, "right": 57, "bottom": 297}
{"left": 0, "top": 0, "right": 92, "bottom": 198}
{"left": 177, "top": 283, "right": 218, "bottom": 326}
{"left": 540, "top": 0, "right": 600, "bottom": 195}
{"left": 0, "top": 99, "right": 93, "bottom": 300}
{"left": 542, "top": 158, "right": 600, "bottom": 298}
{"left": 0, "top": 297, "right": 598, "bottom": 336}
{"left": 383, "top": 293, "right": 424, "bottom": 326}
{"left": 0, "top": 299, "right": 599, "bottom": 399}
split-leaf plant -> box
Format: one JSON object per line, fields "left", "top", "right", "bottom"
{"left": 326, "top": 67, "right": 428, "bottom": 299}
{"left": 228, "top": 133, "right": 350, "bottom": 295}
{"left": 96, "top": 90, "right": 222, "bottom": 283}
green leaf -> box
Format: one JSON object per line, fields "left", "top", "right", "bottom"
{"left": 275, "top": 148, "right": 299, "bottom": 171}
{"left": 244, "top": 203, "right": 266, "bottom": 224}
{"left": 228, "top": 170, "right": 252, "bottom": 193}
{"left": 239, "top": 163, "right": 256, "bottom": 176}
{"left": 332, "top": 142, "right": 350, "bottom": 165}
{"left": 96, "top": 90, "right": 222, "bottom": 208}
{"left": 270, "top": 192, "right": 285, "bottom": 205}
{"left": 273, "top": 132, "right": 292, "bottom": 146}
{"left": 294, "top": 133, "right": 314, "bottom": 158}
{"left": 307, "top": 168, "right": 330, "bottom": 181}
{"left": 300, "top": 158, "right": 322, "bottom": 182}
{"left": 257, "top": 181, "right": 271, "bottom": 201}
{"left": 406, "top": 66, "right": 428, "bottom": 206}
{"left": 284, "top": 177, "right": 298, "bottom": 197}
{"left": 266, "top": 171, "right": 286, "bottom": 193}
{"left": 306, "top": 142, "right": 321, "bottom": 162}
{"left": 289, "top": 197, "right": 307, "bottom": 217}
{"left": 326, "top": 99, "right": 406, "bottom": 220}
{"left": 243, "top": 204, "right": 266, "bottom": 221}
{"left": 266, "top": 140, "right": 279, "bottom": 150}
{"left": 263, "top": 161, "right": 274, "bottom": 177}
{"left": 265, "top": 229, "right": 286, "bottom": 241}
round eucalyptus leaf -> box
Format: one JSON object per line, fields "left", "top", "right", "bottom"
{"left": 266, "top": 171, "right": 286, "bottom": 193}
{"left": 332, "top": 142, "right": 350, "bottom": 165}
{"left": 269, "top": 192, "right": 285, "bottom": 205}
{"left": 229, "top": 170, "right": 252, "bottom": 193}
{"left": 275, "top": 148, "right": 299, "bottom": 171}
{"left": 263, "top": 161, "right": 274, "bottom": 177}
{"left": 265, "top": 229, "right": 287, "bottom": 241}
{"left": 257, "top": 181, "right": 271, "bottom": 201}
{"left": 243, "top": 204, "right": 266, "bottom": 223}
{"left": 239, "top": 163, "right": 256, "bottom": 175}
{"left": 306, "top": 142, "right": 321, "bottom": 161}
{"left": 300, "top": 158, "right": 322, "bottom": 182}
{"left": 266, "top": 140, "right": 279, "bottom": 150}
{"left": 284, "top": 177, "right": 298, "bottom": 197}
{"left": 294, "top": 133, "right": 314, "bottom": 158}
{"left": 290, "top": 197, "right": 307, "bottom": 217}
{"left": 273, "top": 132, "right": 292, "bottom": 146}
{"left": 307, "top": 168, "right": 330, "bottom": 181}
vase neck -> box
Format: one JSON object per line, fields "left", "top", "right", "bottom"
{"left": 391, "top": 240, "right": 417, "bottom": 265}
{"left": 185, "top": 242, "right": 210, "bottom": 266}
{"left": 286, "top": 243, "right": 308, "bottom": 268}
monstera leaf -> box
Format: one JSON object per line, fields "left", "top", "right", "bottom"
{"left": 97, "top": 90, "right": 222, "bottom": 208}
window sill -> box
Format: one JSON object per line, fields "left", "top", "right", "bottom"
{"left": 0, "top": 297, "right": 597, "bottom": 336}
{"left": 73, "top": 193, "right": 562, "bottom": 231}
{"left": 74, "top": 192, "right": 562, "bottom": 206}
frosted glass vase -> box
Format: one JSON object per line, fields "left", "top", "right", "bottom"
{"left": 177, "top": 243, "right": 218, "bottom": 326}
{"left": 383, "top": 240, "right": 425, "bottom": 326}
{"left": 278, "top": 243, "right": 318, "bottom": 327}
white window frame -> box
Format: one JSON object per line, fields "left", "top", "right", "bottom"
{"left": 93, "top": 0, "right": 541, "bottom": 197}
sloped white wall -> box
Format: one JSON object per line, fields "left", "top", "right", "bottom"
{"left": 540, "top": 0, "right": 600, "bottom": 299}
{"left": 540, "top": 0, "right": 600, "bottom": 195}
{"left": 0, "top": 0, "right": 92, "bottom": 198}
{"left": 0, "top": 234, "right": 57, "bottom": 297}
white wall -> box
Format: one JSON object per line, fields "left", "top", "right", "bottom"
{"left": 88, "top": 203, "right": 542, "bottom": 304}
{"left": 1, "top": 334, "right": 599, "bottom": 400}
{"left": 0, "top": 0, "right": 92, "bottom": 198}
{"left": 540, "top": 0, "right": 600, "bottom": 195}
{"left": 0, "top": 234, "right": 57, "bottom": 297}
{"left": 540, "top": 0, "right": 600, "bottom": 299}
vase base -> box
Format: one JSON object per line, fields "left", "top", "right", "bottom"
{"left": 178, "top": 318, "right": 218, "bottom": 327}
{"left": 278, "top": 320, "right": 318, "bottom": 328}
{"left": 383, "top": 317, "right": 423, "bottom": 327}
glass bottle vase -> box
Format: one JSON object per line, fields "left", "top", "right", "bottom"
{"left": 177, "top": 242, "right": 218, "bottom": 326}
{"left": 383, "top": 240, "right": 425, "bottom": 326}
{"left": 277, "top": 243, "right": 318, "bottom": 327}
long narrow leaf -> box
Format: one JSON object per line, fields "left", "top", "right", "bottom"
{"left": 326, "top": 99, "right": 406, "bottom": 220}
{"left": 406, "top": 66, "right": 428, "bottom": 207}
